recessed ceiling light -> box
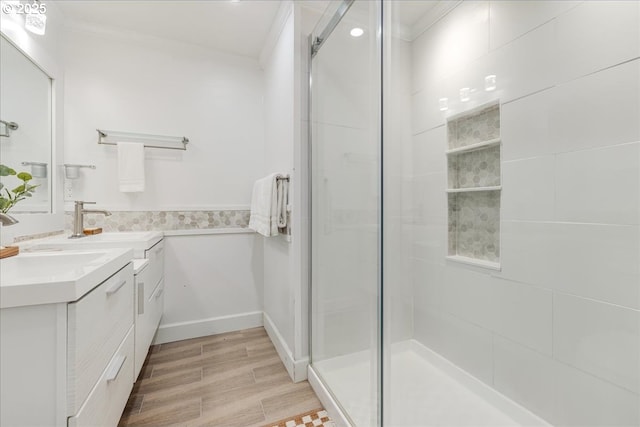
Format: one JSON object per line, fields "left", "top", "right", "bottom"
{"left": 350, "top": 28, "right": 364, "bottom": 37}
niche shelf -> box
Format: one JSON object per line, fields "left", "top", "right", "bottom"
{"left": 446, "top": 103, "right": 501, "bottom": 269}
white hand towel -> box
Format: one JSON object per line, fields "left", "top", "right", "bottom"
{"left": 249, "top": 173, "right": 279, "bottom": 237}
{"left": 117, "top": 142, "right": 145, "bottom": 192}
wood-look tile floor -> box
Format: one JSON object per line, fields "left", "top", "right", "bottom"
{"left": 119, "top": 327, "right": 323, "bottom": 427}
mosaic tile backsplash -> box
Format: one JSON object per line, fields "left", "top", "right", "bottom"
{"left": 448, "top": 145, "right": 501, "bottom": 189}
{"left": 64, "top": 210, "right": 250, "bottom": 233}
{"left": 448, "top": 191, "right": 500, "bottom": 262}
{"left": 447, "top": 104, "right": 500, "bottom": 149}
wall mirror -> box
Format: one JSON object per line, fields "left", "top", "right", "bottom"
{"left": 0, "top": 34, "right": 52, "bottom": 213}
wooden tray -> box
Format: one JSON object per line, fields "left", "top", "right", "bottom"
{"left": 0, "top": 246, "right": 19, "bottom": 259}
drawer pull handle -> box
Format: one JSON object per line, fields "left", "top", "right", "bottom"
{"left": 137, "top": 282, "right": 145, "bottom": 315}
{"left": 154, "top": 287, "right": 164, "bottom": 300}
{"left": 106, "top": 280, "right": 127, "bottom": 296}
{"left": 106, "top": 355, "right": 127, "bottom": 383}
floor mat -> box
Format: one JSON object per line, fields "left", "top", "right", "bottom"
{"left": 264, "top": 408, "right": 334, "bottom": 427}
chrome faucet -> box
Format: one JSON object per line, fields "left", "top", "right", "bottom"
{"left": 69, "top": 201, "right": 111, "bottom": 239}
{"left": 0, "top": 212, "right": 19, "bottom": 226}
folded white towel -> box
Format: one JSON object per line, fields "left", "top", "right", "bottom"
{"left": 249, "top": 173, "right": 281, "bottom": 237}
{"left": 117, "top": 142, "right": 145, "bottom": 192}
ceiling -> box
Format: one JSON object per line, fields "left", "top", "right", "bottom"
{"left": 56, "top": 0, "right": 444, "bottom": 59}
{"left": 56, "top": 0, "right": 286, "bottom": 59}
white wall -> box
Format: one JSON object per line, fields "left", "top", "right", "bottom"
{"left": 259, "top": 2, "right": 317, "bottom": 381}
{"left": 63, "top": 25, "right": 266, "bottom": 336}
{"left": 409, "top": 1, "right": 639, "bottom": 425}
{"left": 156, "top": 232, "right": 264, "bottom": 343}
{"left": 261, "top": 4, "right": 296, "bottom": 371}
{"left": 63, "top": 26, "right": 265, "bottom": 210}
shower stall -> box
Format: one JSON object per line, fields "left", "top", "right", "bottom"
{"left": 308, "top": 1, "right": 640, "bottom": 426}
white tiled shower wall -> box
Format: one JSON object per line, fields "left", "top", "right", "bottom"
{"left": 407, "top": 1, "right": 639, "bottom": 425}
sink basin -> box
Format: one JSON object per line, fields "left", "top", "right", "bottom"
{"left": 2, "top": 251, "right": 105, "bottom": 279}
{"left": 0, "top": 248, "right": 133, "bottom": 308}
{"left": 27, "top": 231, "right": 163, "bottom": 258}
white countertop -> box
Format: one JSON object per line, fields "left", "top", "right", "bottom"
{"left": 0, "top": 247, "right": 133, "bottom": 309}
{"left": 18, "top": 230, "right": 164, "bottom": 259}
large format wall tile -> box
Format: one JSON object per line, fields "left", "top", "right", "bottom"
{"left": 490, "top": 22, "right": 556, "bottom": 104}
{"left": 436, "top": 312, "right": 494, "bottom": 385}
{"left": 413, "top": 126, "right": 447, "bottom": 175}
{"left": 412, "top": 223, "right": 447, "bottom": 263}
{"left": 555, "top": 0, "right": 640, "bottom": 83}
{"left": 501, "top": 156, "right": 555, "bottom": 221}
{"left": 413, "top": 173, "right": 447, "bottom": 225}
{"left": 501, "top": 221, "right": 640, "bottom": 309}
{"left": 412, "top": 1, "right": 489, "bottom": 94}
{"left": 502, "top": 60, "right": 640, "bottom": 161}
{"left": 554, "top": 293, "right": 640, "bottom": 393}
{"left": 554, "top": 357, "right": 639, "bottom": 426}
{"left": 411, "top": 85, "right": 448, "bottom": 136}
{"left": 501, "top": 88, "right": 555, "bottom": 161}
{"left": 494, "top": 334, "right": 640, "bottom": 427}
{"left": 412, "top": 259, "right": 445, "bottom": 318}
{"left": 442, "top": 268, "right": 493, "bottom": 330}
{"left": 555, "top": 143, "right": 639, "bottom": 225}
{"left": 442, "top": 269, "right": 553, "bottom": 354}
{"left": 549, "top": 60, "right": 640, "bottom": 155}
{"left": 493, "top": 335, "right": 556, "bottom": 423}
{"left": 489, "top": 0, "right": 581, "bottom": 50}
{"left": 489, "top": 277, "right": 553, "bottom": 355}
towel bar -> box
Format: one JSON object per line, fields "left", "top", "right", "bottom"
{"left": 97, "top": 129, "right": 189, "bottom": 150}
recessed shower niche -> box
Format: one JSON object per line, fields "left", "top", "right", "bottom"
{"left": 446, "top": 103, "right": 501, "bottom": 269}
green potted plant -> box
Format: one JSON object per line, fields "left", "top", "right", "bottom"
{"left": 0, "top": 164, "right": 38, "bottom": 215}
{"left": 0, "top": 164, "right": 38, "bottom": 257}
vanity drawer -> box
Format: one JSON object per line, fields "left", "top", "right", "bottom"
{"left": 68, "top": 326, "right": 134, "bottom": 427}
{"left": 144, "top": 239, "right": 164, "bottom": 292}
{"left": 67, "top": 263, "right": 134, "bottom": 415}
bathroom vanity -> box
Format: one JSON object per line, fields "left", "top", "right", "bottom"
{"left": 0, "top": 231, "right": 166, "bottom": 426}
{"left": 25, "top": 231, "right": 166, "bottom": 379}
{"left": 0, "top": 248, "right": 135, "bottom": 427}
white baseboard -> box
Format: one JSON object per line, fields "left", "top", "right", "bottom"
{"left": 308, "top": 366, "right": 352, "bottom": 427}
{"left": 263, "top": 312, "right": 308, "bottom": 382}
{"left": 153, "top": 311, "right": 263, "bottom": 345}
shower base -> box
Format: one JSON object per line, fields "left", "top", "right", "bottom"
{"left": 311, "top": 340, "right": 549, "bottom": 427}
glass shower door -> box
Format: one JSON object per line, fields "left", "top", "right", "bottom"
{"left": 309, "top": 1, "right": 381, "bottom": 425}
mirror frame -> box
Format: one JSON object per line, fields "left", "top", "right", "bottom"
{"left": 0, "top": 4, "right": 64, "bottom": 243}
